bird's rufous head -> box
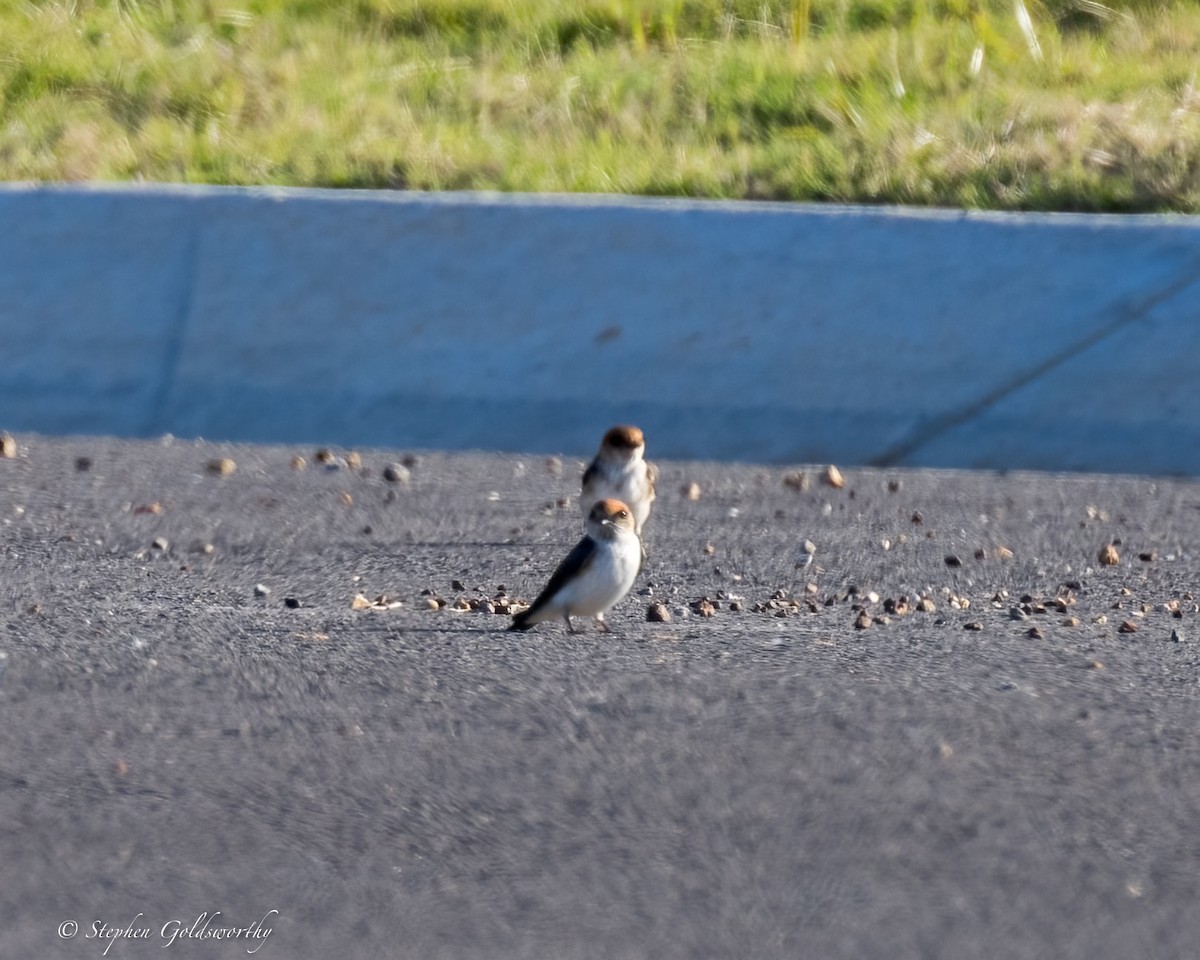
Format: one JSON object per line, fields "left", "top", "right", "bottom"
{"left": 587, "top": 498, "right": 638, "bottom": 537}
{"left": 600, "top": 425, "right": 645, "bottom": 458}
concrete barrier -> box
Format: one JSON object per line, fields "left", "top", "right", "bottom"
{"left": 3, "top": 182, "right": 1199, "bottom": 472}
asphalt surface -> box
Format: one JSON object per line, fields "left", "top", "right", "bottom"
{"left": 3, "top": 433, "right": 1199, "bottom": 960}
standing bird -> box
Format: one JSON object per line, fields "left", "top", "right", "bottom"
{"left": 509, "top": 499, "right": 642, "bottom": 634}
{"left": 580, "top": 425, "right": 658, "bottom": 536}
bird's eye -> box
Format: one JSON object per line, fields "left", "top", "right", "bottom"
{"left": 618, "top": 510, "right": 628, "bottom": 518}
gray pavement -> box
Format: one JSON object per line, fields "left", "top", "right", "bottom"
{"left": 2, "top": 433, "right": 1199, "bottom": 959}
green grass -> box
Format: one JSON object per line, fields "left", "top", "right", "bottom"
{"left": 3, "top": 0, "right": 1200, "bottom": 210}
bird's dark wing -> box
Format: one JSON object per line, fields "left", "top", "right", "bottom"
{"left": 581, "top": 456, "right": 602, "bottom": 493}
{"left": 520, "top": 535, "right": 598, "bottom": 622}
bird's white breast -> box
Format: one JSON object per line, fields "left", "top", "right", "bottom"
{"left": 556, "top": 531, "right": 641, "bottom": 617}
{"left": 586, "top": 462, "right": 653, "bottom": 532}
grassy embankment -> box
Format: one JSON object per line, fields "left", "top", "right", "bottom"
{"left": 2, "top": 0, "right": 1199, "bottom": 210}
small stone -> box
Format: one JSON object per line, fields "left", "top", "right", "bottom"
{"left": 345, "top": 451, "right": 363, "bottom": 470}
{"left": 783, "top": 471, "right": 809, "bottom": 492}
{"left": 1118, "top": 620, "right": 1138, "bottom": 634}
{"left": 284, "top": 597, "right": 301, "bottom": 609}
{"left": 682, "top": 482, "right": 702, "bottom": 501}
{"left": 151, "top": 537, "right": 169, "bottom": 551}
{"left": 729, "top": 600, "right": 744, "bottom": 612}
{"left": 545, "top": 457, "right": 563, "bottom": 476}
{"left": 451, "top": 579, "right": 466, "bottom": 592}
{"left": 351, "top": 593, "right": 372, "bottom": 610}
{"left": 290, "top": 455, "right": 307, "bottom": 470}
{"left": 1063, "top": 616, "right": 1080, "bottom": 627}
{"left": 995, "top": 546, "right": 1014, "bottom": 560}
{"left": 423, "top": 597, "right": 440, "bottom": 610}
{"left": 254, "top": 583, "right": 270, "bottom": 597}
{"left": 692, "top": 599, "right": 716, "bottom": 617}
{"left": 854, "top": 610, "right": 872, "bottom": 630}
{"left": 647, "top": 602, "right": 672, "bottom": 623}
{"left": 383, "top": 463, "right": 411, "bottom": 484}
{"left": 887, "top": 479, "right": 901, "bottom": 493}
{"left": 207, "top": 457, "right": 236, "bottom": 476}
{"left": 964, "top": 621, "right": 983, "bottom": 631}
{"left": 477, "top": 600, "right": 496, "bottom": 615}
{"left": 451, "top": 597, "right": 472, "bottom": 611}
{"left": 974, "top": 548, "right": 986, "bottom": 560}
{"left": 703, "top": 543, "right": 715, "bottom": 555}
{"left": 315, "top": 449, "right": 336, "bottom": 464}
{"left": 1138, "top": 551, "right": 1156, "bottom": 563}
{"left": 1098, "top": 543, "right": 1120, "bottom": 566}
{"left": 916, "top": 598, "right": 937, "bottom": 613}
{"left": 75, "top": 456, "right": 92, "bottom": 471}
{"left": 339, "top": 492, "right": 353, "bottom": 506}
{"left": 944, "top": 555, "right": 963, "bottom": 568}
{"left": 0, "top": 434, "right": 16, "bottom": 458}
{"left": 823, "top": 465, "right": 845, "bottom": 489}
{"left": 1093, "top": 614, "right": 1108, "bottom": 625}
{"left": 911, "top": 511, "right": 923, "bottom": 524}
{"left": 1170, "top": 628, "right": 1183, "bottom": 642}
{"left": 1009, "top": 607, "right": 1028, "bottom": 621}
{"left": 1027, "top": 627, "right": 1044, "bottom": 639}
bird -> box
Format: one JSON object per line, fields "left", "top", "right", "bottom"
{"left": 580, "top": 425, "right": 658, "bottom": 537}
{"left": 509, "top": 498, "right": 642, "bottom": 634}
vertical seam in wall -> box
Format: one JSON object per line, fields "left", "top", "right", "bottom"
{"left": 145, "top": 223, "right": 199, "bottom": 436}
{"left": 868, "top": 263, "right": 1200, "bottom": 467}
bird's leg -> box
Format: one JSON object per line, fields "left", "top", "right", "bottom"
{"left": 595, "top": 614, "right": 611, "bottom": 633}
{"left": 565, "top": 614, "right": 581, "bottom": 635}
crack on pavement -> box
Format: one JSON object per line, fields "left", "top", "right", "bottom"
{"left": 145, "top": 224, "right": 200, "bottom": 436}
{"left": 869, "top": 263, "right": 1200, "bottom": 467}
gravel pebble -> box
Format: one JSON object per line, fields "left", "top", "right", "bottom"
{"left": 647, "top": 602, "right": 672, "bottom": 623}
{"left": 383, "top": 463, "right": 411, "bottom": 484}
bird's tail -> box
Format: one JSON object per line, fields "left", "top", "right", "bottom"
{"left": 508, "top": 610, "right": 535, "bottom": 631}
